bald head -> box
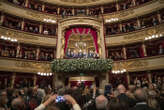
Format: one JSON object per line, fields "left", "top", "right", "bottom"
{"left": 134, "top": 88, "right": 147, "bottom": 102}
{"left": 95, "top": 95, "right": 108, "bottom": 110}
{"left": 11, "top": 97, "right": 25, "bottom": 110}
{"left": 117, "top": 84, "right": 126, "bottom": 94}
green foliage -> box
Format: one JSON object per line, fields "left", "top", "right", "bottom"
{"left": 51, "top": 58, "right": 113, "bottom": 73}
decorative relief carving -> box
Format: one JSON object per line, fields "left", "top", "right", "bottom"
{"left": 15, "top": 61, "right": 51, "bottom": 72}
{"left": 126, "top": 60, "right": 149, "bottom": 69}
{"left": 26, "top": 11, "right": 57, "bottom": 22}
{"left": 0, "top": 28, "right": 38, "bottom": 40}
{"left": 123, "top": 24, "right": 164, "bottom": 40}
{"left": 118, "top": 10, "right": 134, "bottom": 18}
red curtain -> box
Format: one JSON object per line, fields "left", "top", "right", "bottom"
{"left": 64, "top": 27, "right": 99, "bottom": 53}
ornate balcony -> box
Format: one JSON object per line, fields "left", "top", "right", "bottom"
{"left": 0, "top": 26, "right": 57, "bottom": 46}
{"left": 0, "top": 57, "right": 51, "bottom": 73}
{"left": 0, "top": 1, "right": 57, "bottom": 24}
{"left": 103, "top": 0, "right": 164, "bottom": 22}
{"left": 112, "top": 55, "right": 164, "bottom": 72}
{"left": 105, "top": 23, "right": 164, "bottom": 46}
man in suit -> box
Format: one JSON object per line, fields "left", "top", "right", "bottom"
{"left": 117, "top": 84, "right": 136, "bottom": 108}
{"left": 131, "top": 88, "right": 155, "bottom": 110}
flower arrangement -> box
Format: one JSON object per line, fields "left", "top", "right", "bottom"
{"left": 51, "top": 58, "right": 112, "bottom": 73}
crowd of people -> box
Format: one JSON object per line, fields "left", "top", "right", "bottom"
{"left": 105, "top": 10, "right": 164, "bottom": 36}
{"left": 7, "top": 0, "right": 153, "bottom": 16}
{"left": 0, "top": 13, "right": 57, "bottom": 36}
{"left": 108, "top": 39, "right": 164, "bottom": 61}
{"left": 0, "top": 78, "right": 163, "bottom": 110}
{"left": 65, "top": 49, "right": 99, "bottom": 59}
{"left": 0, "top": 43, "right": 55, "bottom": 61}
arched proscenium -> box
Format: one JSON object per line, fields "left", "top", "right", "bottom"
{"left": 56, "top": 17, "right": 106, "bottom": 58}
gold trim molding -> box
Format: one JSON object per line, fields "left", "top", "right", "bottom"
{"left": 0, "top": 1, "right": 57, "bottom": 23}
{"left": 0, "top": 26, "right": 57, "bottom": 47}
{"left": 106, "top": 23, "right": 164, "bottom": 47}
{"left": 0, "top": 57, "right": 51, "bottom": 73}
{"left": 104, "top": 0, "right": 164, "bottom": 23}
{"left": 113, "top": 55, "right": 164, "bottom": 72}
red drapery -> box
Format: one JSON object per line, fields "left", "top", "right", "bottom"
{"left": 64, "top": 27, "right": 99, "bottom": 53}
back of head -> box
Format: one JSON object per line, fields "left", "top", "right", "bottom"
{"left": 134, "top": 88, "right": 148, "bottom": 102}
{"left": 128, "top": 85, "right": 136, "bottom": 93}
{"left": 107, "top": 98, "right": 127, "bottom": 110}
{"left": 11, "top": 97, "right": 25, "bottom": 110}
{"left": 46, "top": 105, "right": 60, "bottom": 110}
{"left": 147, "top": 97, "right": 160, "bottom": 110}
{"left": 96, "top": 95, "right": 108, "bottom": 110}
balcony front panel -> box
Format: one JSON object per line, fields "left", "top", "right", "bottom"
{"left": 0, "top": 1, "right": 57, "bottom": 23}
{"left": 104, "top": 0, "right": 164, "bottom": 22}
{"left": 0, "top": 56, "right": 164, "bottom": 74}
{"left": 105, "top": 23, "right": 164, "bottom": 46}
{"left": 0, "top": 57, "right": 51, "bottom": 73}
{"left": 113, "top": 55, "right": 164, "bottom": 72}
{"left": 0, "top": 27, "right": 57, "bottom": 46}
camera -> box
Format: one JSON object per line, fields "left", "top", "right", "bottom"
{"left": 56, "top": 96, "right": 66, "bottom": 103}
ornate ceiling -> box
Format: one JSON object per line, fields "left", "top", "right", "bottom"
{"left": 39, "top": 0, "right": 119, "bottom": 6}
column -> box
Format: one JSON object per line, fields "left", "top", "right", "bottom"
{"left": 86, "top": 8, "right": 90, "bottom": 15}
{"left": 157, "top": 13, "right": 162, "bottom": 23}
{"left": 116, "top": 3, "right": 120, "bottom": 11}
{"left": 39, "top": 24, "right": 43, "bottom": 34}
{"left": 4, "top": 78, "right": 8, "bottom": 88}
{"left": 126, "top": 72, "right": 130, "bottom": 85}
{"left": 0, "top": 13, "right": 5, "bottom": 25}
{"left": 106, "top": 72, "right": 109, "bottom": 84}
{"left": 137, "top": 18, "right": 141, "bottom": 28}
{"left": 36, "top": 47, "right": 40, "bottom": 60}
{"left": 147, "top": 72, "right": 152, "bottom": 83}
{"left": 11, "top": 73, "right": 16, "bottom": 88}
{"left": 16, "top": 44, "right": 21, "bottom": 58}
{"left": 142, "top": 43, "right": 147, "bottom": 57}
{"left": 119, "top": 23, "right": 123, "bottom": 32}
{"left": 100, "top": 6, "right": 104, "bottom": 14}
{"left": 57, "top": 8, "right": 60, "bottom": 15}
{"left": 52, "top": 73, "right": 56, "bottom": 88}
{"left": 72, "top": 8, "right": 75, "bottom": 16}
{"left": 25, "top": 0, "right": 29, "bottom": 8}
{"left": 33, "top": 74, "right": 37, "bottom": 86}
{"left": 132, "top": 0, "right": 136, "bottom": 6}
{"left": 54, "top": 48, "right": 56, "bottom": 58}
{"left": 122, "top": 47, "right": 127, "bottom": 60}
{"left": 21, "top": 20, "right": 25, "bottom": 30}
{"left": 42, "top": 4, "right": 45, "bottom": 12}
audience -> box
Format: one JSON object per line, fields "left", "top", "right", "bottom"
{"left": 0, "top": 77, "right": 163, "bottom": 110}
{"left": 7, "top": 0, "right": 153, "bottom": 16}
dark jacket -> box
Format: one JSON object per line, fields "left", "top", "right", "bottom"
{"left": 130, "top": 103, "right": 156, "bottom": 110}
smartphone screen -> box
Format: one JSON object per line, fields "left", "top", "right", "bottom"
{"left": 56, "top": 96, "right": 65, "bottom": 103}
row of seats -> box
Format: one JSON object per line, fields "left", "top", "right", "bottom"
{"left": 105, "top": 9, "right": 164, "bottom": 35}
{"left": 7, "top": 0, "right": 153, "bottom": 16}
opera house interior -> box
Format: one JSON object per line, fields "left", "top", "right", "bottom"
{"left": 0, "top": 0, "right": 164, "bottom": 110}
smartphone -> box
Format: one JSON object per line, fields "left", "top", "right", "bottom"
{"left": 56, "top": 96, "right": 66, "bottom": 103}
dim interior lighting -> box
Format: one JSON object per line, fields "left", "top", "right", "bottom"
{"left": 105, "top": 18, "right": 119, "bottom": 23}
{"left": 43, "top": 18, "right": 56, "bottom": 23}
{"left": 0, "top": 35, "right": 18, "bottom": 42}
{"left": 112, "top": 69, "right": 127, "bottom": 74}
{"left": 145, "top": 33, "right": 163, "bottom": 41}
{"left": 37, "top": 72, "right": 53, "bottom": 76}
